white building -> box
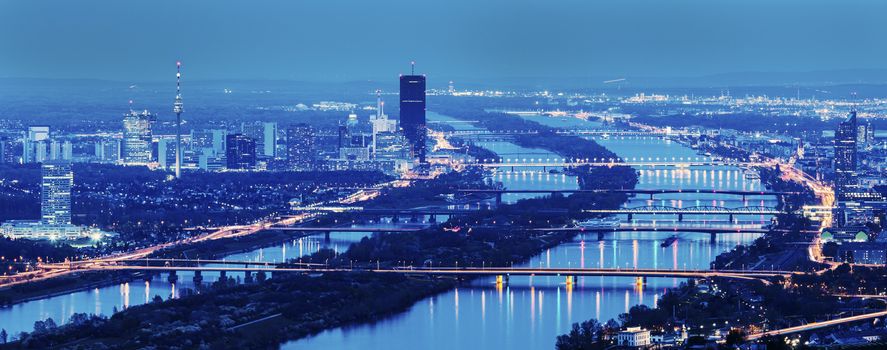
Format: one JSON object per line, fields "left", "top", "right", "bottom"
{"left": 617, "top": 327, "right": 651, "bottom": 347}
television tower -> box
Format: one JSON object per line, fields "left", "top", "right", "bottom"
{"left": 173, "top": 61, "right": 184, "bottom": 178}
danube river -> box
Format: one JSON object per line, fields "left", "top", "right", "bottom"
{"left": 0, "top": 112, "right": 775, "bottom": 349}
{"left": 280, "top": 113, "right": 775, "bottom": 349}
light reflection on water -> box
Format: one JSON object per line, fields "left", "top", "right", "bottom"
{"left": 281, "top": 116, "right": 775, "bottom": 349}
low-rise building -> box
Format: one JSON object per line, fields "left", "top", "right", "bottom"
{"left": 617, "top": 327, "right": 651, "bottom": 347}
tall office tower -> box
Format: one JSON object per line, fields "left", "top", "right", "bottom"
{"left": 240, "top": 121, "right": 267, "bottom": 157}
{"left": 337, "top": 124, "right": 351, "bottom": 151}
{"left": 286, "top": 123, "right": 315, "bottom": 170}
{"left": 225, "top": 134, "right": 257, "bottom": 170}
{"left": 41, "top": 161, "right": 73, "bottom": 225}
{"left": 122, "top": 110, "right": 155, "bottom": 164}
{"left": 50, "top": 140, "right": 61, "bottom": 160}
{"left": 399, "top": 63, "right": 427, "bottom": 163}
{"left": 834, "top": 111, "right": 858, "bottom": 200}
{"left": 173, "top": 61, "right": 184, "bottom": 178}
{"left": 35, "top": 141, "right": 48, "bottom": 163}
{"left": 263, "top": 122, "right": 278, "bottom": 157}
{"left": 0, "top": 137, "right": 6, "bottom": 164}
{"left": 158, "top": 138, "right": 174, "bottom": 170}
{"left": 23, "top": 126, "right": 50, "bottom": 163}
{"left": 61, "top": 140, "right": 73, "bottom": 161}
{"left": 211, "top": 129, "right": 227, "bottom": 155}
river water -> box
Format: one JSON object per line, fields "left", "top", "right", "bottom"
{"left": 1, "top": 112, "right": 775, "bottom": 348}
{"left": 280, "top": 113, "right": 775, "bottom": 349}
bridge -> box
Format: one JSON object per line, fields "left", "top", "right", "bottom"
{"left": 469, "top": 161, "right": 760, "bottom": 169}
{"left": 287, "top": 207, "right": 568, "bottom": 220}
{"left": 537, "top": 225, "right": 773, "bottom": 243}
{"left": 441, "top": 129, "right": 671, "bottom": 138}
{"left": 583, "top": 205, "right": 784, "bottom": 221}
{"left": 456, "top": 188, "right": 797, "bottom": 204}
{"left": 39, "top": 259, "right": 793, "bottom": 285}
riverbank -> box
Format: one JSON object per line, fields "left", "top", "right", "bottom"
{"left": 7, "top": 114, "right": 640, "bottom": 348}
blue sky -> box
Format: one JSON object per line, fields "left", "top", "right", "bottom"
{"left": 1, "top": 0, "right": 886, "bottom": 82}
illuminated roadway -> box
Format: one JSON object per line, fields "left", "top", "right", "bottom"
{"left": 746, "top": 309, "right": 887, "bottom": 340}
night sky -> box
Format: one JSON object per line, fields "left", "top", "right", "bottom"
{"left": 2, "top": 0, "right": 885, "bottom": 82}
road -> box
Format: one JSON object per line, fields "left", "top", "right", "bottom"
{"left": 1, "top": 180, "right": 403, "bottom": 289}
{"left": 747, "top": 309, "right": 887, "bottom": 340}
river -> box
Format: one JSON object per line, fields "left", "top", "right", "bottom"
{"left": 280, "top": 113, "right": 775, "bottom": 349}
{"left": 0, "top": 112, "right": 775, "bottom": 348}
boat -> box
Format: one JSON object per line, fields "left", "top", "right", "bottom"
{"left": 578, "top": 217, "right": 621, "bottom": 229}
{"left": 660, "top": 235, "right": 678, "bottom": 247}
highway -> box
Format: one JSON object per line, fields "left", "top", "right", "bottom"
{"left": 746, "top": 310, "right": 887, "bottom": 340}
{"left": 37, "top": 262, "right": 793, "bottom": 281}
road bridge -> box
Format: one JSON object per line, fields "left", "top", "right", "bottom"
{"left": 456, "top": 188, "right": 796, "bottom": 204}
{"left": 583, "top": 205, "right": 784, "bottom": 222}
{"left": 536, "top": 225, "right": 772, "bottom": 243}
{"left": 39, "top": 261, "right": 792, "bottom": 284}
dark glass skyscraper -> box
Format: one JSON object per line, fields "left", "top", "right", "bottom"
{"left": 399, "top": 73, "right": 427, "bottom": 163}
{"left": 225, "top": 133, "right": 257, "bottom": 170}
{"left": 834, "top": 111, "right": 857, "bottom": 200}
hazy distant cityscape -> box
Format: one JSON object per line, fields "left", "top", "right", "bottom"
{"left": 4, "top": 1, "right": 887, "bottom": 349}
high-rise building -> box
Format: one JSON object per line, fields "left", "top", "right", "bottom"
{"left": 225, "top": 134, "right": 257, "bottom": 170}
{"left": 240, "top": 121, "right": 267, "bottom": 158}
{"left": 399, "top": 67, "right": 427, "bottom": 163}
{"left": 41, "top": 161, "right": 73, "bottom": 225}
{"left": 211, "top": 129, "right": 227, "bottom": 155}
{"left": 122, "top": 110, "right": 155, "bottom": 164}
{"left": 158, "top": 138, "right": 176, "bottom": 170}
{"left": 0, "top": 137, "right": 6, "bottom": 164}
{"left": 835, "top": 111, "right": 858, "bottom": 200}
{"left": 263, "top": 122, "right": 278, "bottom": 158}
{"left": 28, "top": 126, "right": 50, "bottom": 142}
{"left": 286, "top": 124, "right": 315, "bottom": 170}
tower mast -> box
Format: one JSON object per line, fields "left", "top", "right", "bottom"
{"left": 173, "top": 61, "right": 184, "bottom": 178}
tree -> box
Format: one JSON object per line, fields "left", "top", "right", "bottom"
{"left": 153, "top": 295, "right": 163, "bottom": 303}
{"left": 44, "top": 318, "right": 57, "bottom": 330}
{"left": 0, "top": 328, "right": 7, "bottom": 344}
{"left": 726, "top": 328, "right": 747, "bottom": 346}
{"left": 33, "top": 320, "right": 46, "bottom": 333}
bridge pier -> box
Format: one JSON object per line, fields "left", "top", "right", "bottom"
{"left": 192, "top": 270, "right": 203, "bottom": 285}
{"left": 728, "top": 214, "right": 734, "bottom": 223}
{"left": 324, "top": 231, "right": 331, "bottom": 242}
{"left": 410, "top": 214, "right": 419, "bottom": 223}
{"left": 218, "top": 270, "right": 227, "bottom": 283}
{"left": 627, "top": 213, "right": 633, "bottom": 222}
{"left": 429, "top": 214, "right": 437, "bottom": 223}
{"left": 496, "top": 275, "right": 510, "bottom": 286}
{"left": 256, "top": 270, "right": 267, "bottom": 283}
{"left": 678, "top": 213, "right": 683, "bottom": 222}
{"left": 167, "top": 270, "right": 178, "bottom": 284}
{"left": 244, "top": 270, "right": 254, "bottom": 284}
{"left": 495, "top": 193, "right": 502, "bottom": 206}
{"left": 710, "top": 232, "right": 717, "bottom": 245}
{"left": 597, "top": 231, "right": 605, "bottom": 241}
{"left": 392, "top": 215, "right": 399, "bottom": 223}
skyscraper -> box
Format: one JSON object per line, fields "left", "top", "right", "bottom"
{"left": 286, "top": 124, "right": 315, "bottom": 170}
{"left": 122, "top": 110, "right": 155, "bottom": 164}
{"left": 41, "top": 161, "right": 73, "bottom": 225}
{"left": 225, "top": 134, "right": 257, "bottom": 170}
{"left": 263, "top": 122, "right": 278, "bottom": 158}
{"left": 399, "top": 64, "right": 427, "bottom": 163}
{"left": 834, "top": 111, "right": 858, "bottom": 200}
